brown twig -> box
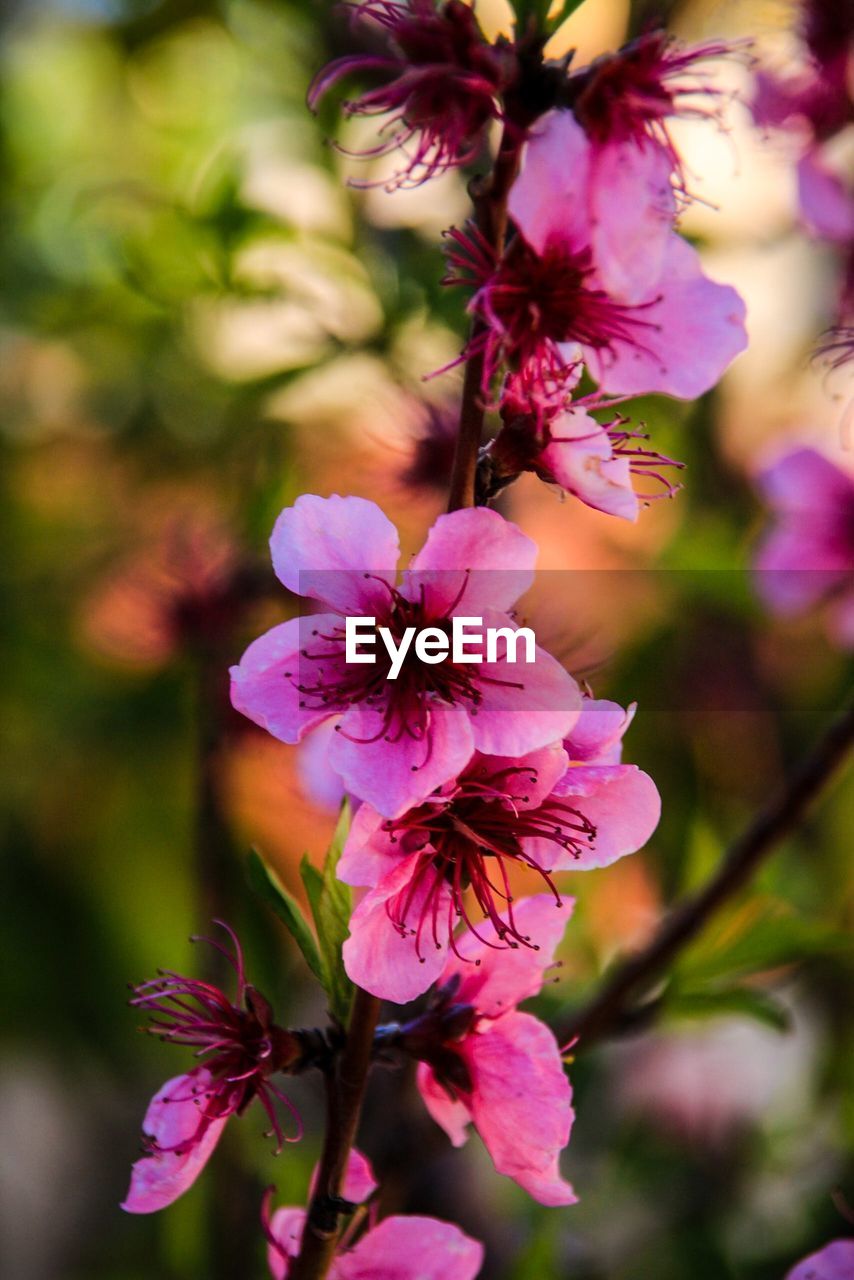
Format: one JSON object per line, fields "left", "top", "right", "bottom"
{"left": 289, "top": 988, "right": 381, "bottom": 1280}
{"left": 560, "top": 697, "right": 854, "bottom": 1049}
{"left": 446, "top": 128, "right": 525, "bottom": 514}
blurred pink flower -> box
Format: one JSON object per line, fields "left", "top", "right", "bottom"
{"left": 230, "top": 494, "right": 580, "bottom": 818}
{"left": 413, "top": 895, "right": 576, "bottom": 1205}
{"left": 264, "top": 1149, "right": 483, "bottom": 1279}
{"left": 786, "top": 1239, "right": 854, "bottom": 1280}
{"left": 446, "top": 109, "right": 747, "bottom": 404}
{"left": 308, "top": 0, "right": 511, "bottom": 189}
{"left": 754, "top": 447, "right": 854, "bottom": 648}
{"left": 122, "top": 925, "right": 301, "bottom": 1214}
{"left": 339, "top": 702, "right": 659, "bottom": 1002}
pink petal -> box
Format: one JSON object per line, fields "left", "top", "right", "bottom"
{"left": 337, "top": 1216, "right": 484, "bottom": 1280}
{"left": 508, "top": 110, "right": 593, "bottom": 256}
{"left": 338, "top": 801, "right": 399, "bottom": 887}
{"left": 297, "top": 720, "right": 347, "bottom": 812}
{"left": 564, "top": 698, "right": 635, "bottom": 764}
{"left": 230, "top": 615, "right": 345, "bottom": 744}
{"left": 330, "top": 700, "right": 475, "bottom": 819}
{"left": 342, "top": 855, "right": 453, "bottom": 1002}
{"left": 416, "top": 1062, "right": 472, "bottom": 1148}
{"left": 797, "top": 150, "right": 854, "bottom": 243}
{"left": 441, "top": 894, "right": 574, "bottom": 1017}
{"left": 467, "top": 1012, "right": 576, "bottom": 1206}
{"left": 469, "top": 615, "right": 581, "bottom": 756}
{"left": 756, "top": 448, "right": 854, "bottom": 512}
{"left": 754, "top": 525, "right": 851, "bottom": 614}
{"left": 307, "top": 1148, "right": 378, "bottom": 1204}
{"left": 583, "top": 234, "right": 747, "bottom": 399}
{"left": 590, "top": 140, "right": 677, "bottom": 303}
{"left": 404, "top": 507, "right": 536, "bottom": 617}
{"left": 270, "top": 493, "right": 400, "bottom": 615}
{"left": 267, "top": 1207, "right": 306, "bottom": 1280}
{"left": 786, "top": 1240, "right": 854, "bottom": 1280}
{"left": 121, "top": 1069, "right": 227, "bottom": 1214}
{"left": 539, "top": 410, "right": 638, "bottom": 521}
{"left": 470, "top": 744, "right": 569, "bottom": 810}
{"left": 548, "top": 763, "right": 660, "bottom": 869}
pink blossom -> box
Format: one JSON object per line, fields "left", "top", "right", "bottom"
{"left": 307, "top": 0, "right": 511, "bottom": 189}
{"left": 339, "top": 702, "right": 659, "bottom": 1002}
{"left": 122, "top": 924, "right": 302, "bottom": 1214}
{"left": 230, "top": 494, "right": 581, "bottom": 819}
{"left": 786, "top": 1239, "right": 854, "bottom": 1280}
{"left": 412, "top": 895, "right": 576, "bottom": 1205}
{"left": 754, "top": 447, "right": 854, "bottom": 648}
{"left": 446, "top": 110, "right": 747, "bottom": 404}
{"left": 484, "top": 394, "right": 684, "bottom": 520}
{"left": 264, "top": 1150, "right": 483, "bottom": 1279}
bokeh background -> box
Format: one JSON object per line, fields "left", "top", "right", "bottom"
{"left": 1, "top": 0, "right": 852, "bottom": 1277}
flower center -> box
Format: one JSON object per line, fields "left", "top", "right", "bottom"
{"left": 381, "top": 764, "right": 597, "bottom": 958}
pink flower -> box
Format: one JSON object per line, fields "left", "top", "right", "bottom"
{"left": 122, "top": 924, "right": 302, "bottom": 1214}
{"left": 230, "top": 494, "right": 581, "bottom": 818}
{"left": 446, "top": 110, "right": 747, "bottom": 404}
{"left": 786, "top": 1239, "right": 854, "bottom": 1280}
{"left": 339, "top": 700, "right": 659, "bottom": 1002}
{"left": 754, "top": 447, "right": 854, "bottom": 648}
{"left": 307, "top": 0, "right": 511, "bottom": 189}
{"left": 570, "top": 31, "right": 732, "bottom": 223}
{"left": 484, "top": 394, "right": 684, "bottom": 520}
{"left": 411, "top": 895, "right": 576, "bottom": 1205}
{"left": 264, "top": 1150, "right": 483, "bottom": 1280}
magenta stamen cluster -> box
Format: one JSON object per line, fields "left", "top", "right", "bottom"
{"left": 130, "top": 922, "right": 302, "bottom": 1153}
{"left": 380, "top": 759, "right": 593, "bottom": 959}
{"left": 308, "top": 0, "right": 511, "bottom": 189}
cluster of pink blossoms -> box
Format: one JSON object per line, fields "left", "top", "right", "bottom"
{"left": 121, "top": 2, "right": 757, "bottom": 1272}
{"left": 753, "top": 0, "right": 854, "bottom": 361}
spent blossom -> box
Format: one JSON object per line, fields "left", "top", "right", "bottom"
{"left": 754, "top": 447, "right": 854, "bottom": 649}
{"left": 230, "top": 493, "right": 580, "bottom": 818}
{"left": 409, "top": 895, "right": 576, "bottom": 1205}
{"left": 308, "top": 0, "right": 512, "bottom": 189}
{"left": 123, "top": 923, "right": 302, "bottom": 1214}
{"left": 339, "top": 697, "right": 659, "bottom": 1002}
{"left": 264, "top": 1150, "right": 483, "bottom": 1279}
{"left": 446, "top": 109, "right": 747, "bottom": 406}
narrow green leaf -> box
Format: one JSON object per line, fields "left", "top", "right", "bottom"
{"left": 300, "top": 801, "right": 354, "bottom": 1024}
{"left": 665, "top": 984, "right": 792, "bottom": 1033}
{"left": 247, "top": 848, "right": 324, "bottom": 985}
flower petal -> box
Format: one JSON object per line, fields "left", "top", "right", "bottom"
{"left": 342, "top": 855, "right": 453, "bottom": 1003}
{"left": 786, "top": 1240, "right": 854, "bottom": 1280}
{"left": 441, "top": 894, "right": 574, "bottom": 1017}
{"left": 564, "top": 697, "right": 635, "bottom": 764}
{"left": 337, "top": 1215, "right": 484, "bottom": 1280}
{"left": 330, "top": 700, "right": 475, "bottom": 818}
{"left": 508, "top": 110, "right": 593, "bottom": 256}
{"left": 230, "top": 616, "right": 346, "bottom": 744}
{"left": 267, "top": 1207, "right": 306, "bottom": 1280}
{"left": 404, "top": 507, "right": 536, "bottom": 617}
{"left": 539, "top": 410, "right": 638, "bottom": 521}
{"left": 271, "top": 494, "right": 400, "bottom": 614}
{"left": 548, "top": 764, "right": 660, "bottom": 869}
{"left": 583, "top": 235, "right": 747, "bottom": 399}
{"left": 591, "top": 140, "right": 676, "bottom": 303}
{"left": 416, "top": 1062, "right": 472, "bottom": 1148}
{"left": 121, "top": 1069, "right": 228, "bottom": 1214}
{"left": 467, "top": 1012, "right": 576, "bottom": 1206}
{"left": 797, "top": 149, "right": 854, "bottom": 243}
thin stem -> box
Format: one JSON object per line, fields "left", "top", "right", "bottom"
{"left": 289, "top": 988, "right": 381, "bottom": 1280}
{"left": 446, "top": 129, "right": 524, "bottom": 513}
{"left": 560, "top": 697, "right": 854, "bottom": 1049}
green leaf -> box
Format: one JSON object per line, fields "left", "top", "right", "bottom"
{"left": 246, "top": 848, "right": 324, "bottom": 986}
{"left": 300, "top": 800, "right": 354, "bottom": 1024}
{"left": 664, "top": 984, "right": 792, "bottom": 1033}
